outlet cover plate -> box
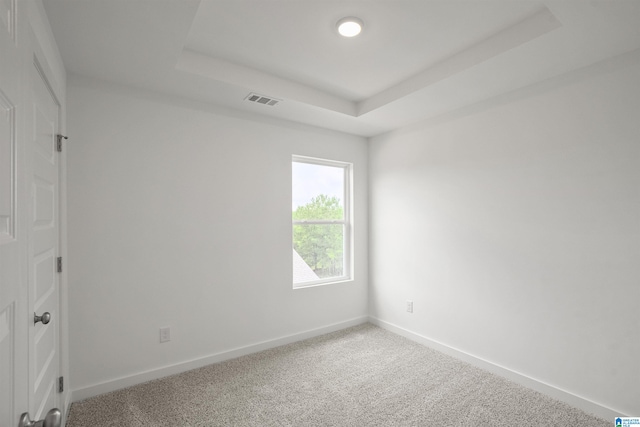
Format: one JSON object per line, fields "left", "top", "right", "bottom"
{"left": 159, "top": 327, "right": 171, "bottom": 343}
{"left": 406, "top": 301, "right": 413, "bottom": 313}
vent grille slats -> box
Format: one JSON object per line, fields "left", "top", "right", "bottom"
{"left": 245, "top": 93, "right": 281, "bottom": 107}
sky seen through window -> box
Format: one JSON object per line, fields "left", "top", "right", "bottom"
{"left": 292, "top": 162, "right": 343, "bottom": 211}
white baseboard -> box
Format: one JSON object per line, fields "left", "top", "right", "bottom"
{"left": 71, "top": 315, "right": 624, "bottom": 421}
{"left": 71, "top": 316, "right": 369, "bottom": 402}
{"left": 368, "top": 316, "right": 624, "bottom": 421}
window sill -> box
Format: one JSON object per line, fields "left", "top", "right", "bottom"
{"left": 293, "top": 277, "right": 353, "bottom": 290}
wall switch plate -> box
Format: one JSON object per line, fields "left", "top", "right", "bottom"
{"left": 159, "top": 327, "right": 171, "bottom": 343}
{"left": 406, "top": 300, "right": 413, "bottom": 313}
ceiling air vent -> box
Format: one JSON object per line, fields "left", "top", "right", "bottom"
{"left": 245, "top": 93, "right": 281, "bottom": 107}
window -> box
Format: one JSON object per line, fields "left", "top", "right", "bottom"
{"left": 292, "top": 156, "right": 351, "bottom": 288}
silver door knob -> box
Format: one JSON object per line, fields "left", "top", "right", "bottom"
{"left": 34, "top": 312, "right": 51, "bottom": 325}
{"left": 18, "top": 408, "right": 62, "bottom": 427}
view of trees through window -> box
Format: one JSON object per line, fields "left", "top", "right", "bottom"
{"left": 293, "top": 195, "right": 344, "bottom": 278}
{"left": 292, "top": 158, "right": 349, "bottom": 286}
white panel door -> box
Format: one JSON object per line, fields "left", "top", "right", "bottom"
{"left": 0, "top": 0, "right": 28, "bottom": 425}
{"left": 29, "top": 61, "right": 61, "bottom": 422}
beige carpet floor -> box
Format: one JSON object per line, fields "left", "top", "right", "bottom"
{"left": 66, "top": 323, "right": 609, "bottom": 426}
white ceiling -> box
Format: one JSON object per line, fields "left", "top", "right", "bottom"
{"left": 43, "top": 0, "right": 640, "bottom": 137}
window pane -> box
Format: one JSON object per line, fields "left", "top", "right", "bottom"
{"left": 292, "top": 162, "right": 344, "bottom": 220}
{"left": 293, "top": 224, "right": 344, "bottom": 282}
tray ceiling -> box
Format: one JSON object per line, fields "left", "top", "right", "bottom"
{"left": 44, "top": 1, "right": 640, "bottom": 137}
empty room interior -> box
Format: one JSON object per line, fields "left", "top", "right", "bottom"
{"left": 1, "top": 0, "right": 639, "bottom": 426}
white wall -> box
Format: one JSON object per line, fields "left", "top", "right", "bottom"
{"left": 369, "top": 51, "right": 640, "bottom": 417}
{"left": 67, "top": 76, "right": 368, "bottom": 397}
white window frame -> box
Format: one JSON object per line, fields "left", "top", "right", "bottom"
{"left": 292, "top": 155, "right": 352, "bottom": 288}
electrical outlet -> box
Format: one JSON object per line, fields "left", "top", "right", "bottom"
{"left": 406, "top": 300, "right": 413, "bottom": 313}
{"left": 159, "top": 327, "right": 171, "bottom": 343}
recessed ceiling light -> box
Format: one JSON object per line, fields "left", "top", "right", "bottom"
{"left": 337, "top": 17, "right": 363, "bottom": 37}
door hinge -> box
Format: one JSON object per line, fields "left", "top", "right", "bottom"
{"left": 56, "top": 134, "right": 68, "bottom": 152}
{"left": 58, "top": 376, "right": 64, "bottom": 393}
{"left": 57, "top": 257, "right": 62, "bottom": 273}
